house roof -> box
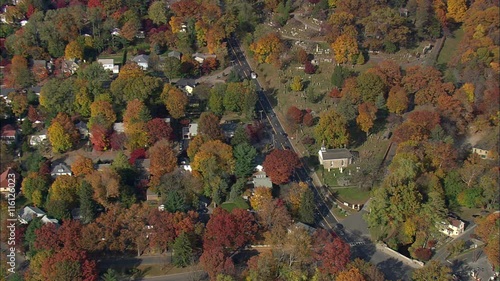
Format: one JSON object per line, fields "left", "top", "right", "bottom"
{"left": 192, "top": 52, "right": 216, "bottom": 59}
{"left": 132, "top": 54, "right": 149, "bottom": 63}
{"left": 189, "top": 123, "right": 198, "bottom": 135}
{"left": 447, "top": 217, "right": 463, "bottom": 228}
{"left": 473, "top": 128, "right": 499, "bottom": 151}
{"left": 253, "top": 176, "right": 273, "bottom": 188}
{"left": 175, "top": 78, "right": 197, "bottom": 88}
{"left": 0, "top": 167, "right": 20, "bottom": 188}
{"left": 75, "top": 121, "right": 88, "bottom": 131}
{"left": 319, "top": 148, "right": 353, "bottom": 160}
{"left": 19, "top": 206, "right": 46, "bottom": 222}
{"left": 97, "top": 58, "right": 114, "bottom": 65}
{"left": 168, "top": 51, "right": 182, "bottom": 60}
{"left": 32, "top": 60, "right": 47, "bottom": 67}
{"left": 113, "top": 122, "right": 125, "bottom": 133}
{"left": 135, "top": 158, "right": 151, "bottom": 172}
{"left": 51, "top": 163, "right": 72, "bottom": 175}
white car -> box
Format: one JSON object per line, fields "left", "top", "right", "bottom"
{"left": 250, "top": 71, "right": 257, "bottom": 79}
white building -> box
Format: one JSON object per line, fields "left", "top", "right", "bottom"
{"left": 438, "top": 217, "right": 465, "bottom": 237}
{"left": 97, "top": 59, "right": 114, "bottom": 71}
{"left": 132, "top": 54, "right": 149, "bottom": 70}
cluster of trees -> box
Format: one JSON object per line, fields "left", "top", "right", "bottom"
{"left": 207, "top": 80, "right": 258, "bottom": 119}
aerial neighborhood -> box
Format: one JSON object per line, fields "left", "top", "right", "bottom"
{"left": 0, "top": 0, "right": 498, "bottom": 280}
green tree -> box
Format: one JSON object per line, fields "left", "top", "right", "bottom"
{"left": 78, "top": 180, "right": 96, "bottom": 224}
{"left": 163, "top": 56, "right": 182, "bottom": 80}
{"left": 172, "top": 232, "right": 193, "bottom": 268}
{"left": 165, "top": 190, "right": 186, "bottom": 213}
{"left": 356, "top": 72, "right": 386, "bottom": 103}
{"left": 331, "top": 65, "right": 351, "bottom": 88}
{"left": 299, "top": 188, "right": 315, "bottom": 224}
{"left": 24, "top": 217, "right": 43, "bottom": 256}
{"left": 234, "top": 143, "right": 257, "bottom": 179}
{"left": 39, "top": 78, "right": 76, "bottom": 117}
{"left": 314, "top": 109, "right": 349, "bottom": 148}
{"left": 101, "top": 268, "right": 119, "bottom": 281}
{"left": 22, "top": 172, "right": 50, "bottom": 207}
{"left": 209, "top": 83, "right": 226, "bottom": 115}
{"left": 231, "top": 125, "right": 250, "bottom": 146}
{"left": 148, "top": 1, "right": 168, "bottom": 25}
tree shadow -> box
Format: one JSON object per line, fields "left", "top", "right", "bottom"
{"left": 376, "top": 258, "right": 412, "bottom": 281}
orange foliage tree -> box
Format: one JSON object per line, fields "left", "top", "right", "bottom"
{"left": 161, "top": 84, "right": 188, "bottom": 119}
{"left": 148, "top": 140, "right": 177, "bottom": 187}
{"left": 250, "top": 33, "right": 284, "bottom": 67}
{"left": 71, "top": 155, "right": 94, "bottom": 177}
{"left": 356, "top": 102, "right": 378, "bottom": 135}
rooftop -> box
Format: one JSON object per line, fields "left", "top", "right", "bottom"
{"left": 319, "top": 148, "right": 353, "bottom": 160}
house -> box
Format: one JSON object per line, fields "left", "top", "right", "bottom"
{"left": 97, "top": 58, "right": 114, "bottom": 72}
{"left": 438, "top": 217, "right": 465, "bottom": 237}
{"left": 318, "top": 145, "right": 354, "bottom": 173}
{"left": 192, "top": 53, "right": 216, "bottom": 64}
{"left": 61, "top": 59, "right": 79, "bottom": 75}
{"left": 50, "top": 162, "right": 72, "bottom": 178}
{"left": 96, "top": 163, "right": 111, "bottom": 171}
{"left": 32, "top": 59, "right": 47, "bottom": 70}
{"left": 0, "top": 87, "right": 15, "bottom": 104}
{"left": 75, "top": 121, "right": 89, "bottom": 139}
{"left": 252, "top": 165, "right": 273, "bottom": 188}
{"left": 182, "top": 123, "right": 198, "bottom": 139}
{"left": 175, "top": 78, "right": 197, "bottom": 95}
{"left": 0, "top": 167, "right": 20, "bottom": 193}
{"left": 29, "top": 129, "right": 47, "bottom": 146}
{"left": 168, "top": 50, "right": 182, "bottom": 60}
{"left": 179, "top": 158, "right": 192, "bottom": 172}
{"left": 221, "top": 121, "right": 237, "bottom": 139}
{"left": 472, "top": 133, "right": 497, "bottom": 160}
{"left": 111, "top": 28, "right": 120, "bottom": 36}
{"left": 146, "top": 188, "right": 159, "bottom": 203}
{"left": 71, "top": 208, "right": 81, "bottom": 220}
{"left": 18, "top": 206, "right": 46, "bottom": 224}
{"left": 132, "top": 54, "right": 149, "bottom": 70}
{"left": 41, "top": 215, "right": 59, "bottom": 225}
{"left": 113, "top": 122, "right": 125, "bottom": 133}
{"left": 1, "top": 125, "right": 17, "bottom": 144}
{"left": 288, "top": 222, "right": 316, "bottom": 234}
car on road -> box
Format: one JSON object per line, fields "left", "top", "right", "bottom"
{"left": 250, "top": 71, "right": 258, "bottom": 79}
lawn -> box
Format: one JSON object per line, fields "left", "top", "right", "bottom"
{"left": 221, "top": 197, "right": 249, "bottom": 212}
{"left": 437, "top": 28, "right": 464, "bottom": 66}
{"left": 335, "top": 187, "right": 371, "bottom": 205}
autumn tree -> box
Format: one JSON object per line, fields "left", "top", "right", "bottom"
{"left": 446, "top": 0, "right": 467, "bottom": 23}
{"left": 148, "top": 140, "right": 177, "bottom": 187}
{"left": 290, "top": 76, "right": 303, "bottom": 92}
{"left": 88, "top": 99, "right": 116, "bottom": 130}
{"left": 146, "top": 118, "right": 174, "bottom": 145}
{"left": 356, "top": 102, "right": 378, "bottom": 135}
{"left": 347, "top": 258, "right": 385, "bottom": 281}
{"left": 476, "top": 213, "right": 500, "bottom": 269}
{"left": 386, "top": 85, "right": 408, "bottom": 115}
{"left": 263, "top": 149, "right": 302, "bottom": 185}
{"left": 5, "top": 55, "right": 34, "bottom": 89}
{"left": 123, "top": 99, "right": 151, "bottom": 151}
{"left": 89, "top": 124, "right": 110, "bottom": 151}
{"left": 64, "top": 40, "right": 84, "bottom": 60}
{"left": 85, "top": 168, "right": 121, "bottom": 208}
{"left": 356, "top": 72, "right": 386, "bottom": 104}
{"left": 161, "top": 84, "right": 188, "bottom": 119}
{"left": 411, "top": 260, "right": 452, "bottom": 281}
{"left": 110, "top": 63, "right": 162, "bottom": 105}
{"left": 21, "top": 172, "right": 50, "bottom": 207}
{"left": 198, "top": 112, "right": 224, "bottom": 140}
{"left": 296, "top": 48, "right": 308, "bottom": 64}
{"left": 287, "top": 106, "right": 303, "bottom": 124}
{"left": 48, "top": 175, "right": 79, "bottom": 206}
{"left": 304, "top": 61, "right": 316, "bottom": 74}
{"left": 315, "top": 109, "right": 350, "bottom": 148}
{"left": 250, "top": 187, "right": 273, "bottom": 211}
{"left": 148, "top": 1, "right": 168, "bottom": 25}
{"left": 331, "top": 32, "right": 359, "bottom": 64}
{"left": 392, "top": 110, "right": 441, "bottom": 143}
{"left": 71, "top": 155, "right": 94, "bottom": 177}
{"left": 48, "top": 122, "right": 73, "bottom": 153}
{"left": 249, "top": 33, "right": 284, "bottom": 67}
{"left": 313, "top": 229, "right": 351, "bottom": 275}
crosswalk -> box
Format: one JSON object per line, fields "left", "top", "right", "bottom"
{"left": 348, "top": 241, "right": 366, "bottom": 246}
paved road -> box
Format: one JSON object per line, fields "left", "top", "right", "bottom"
{"left": 227, "top": 37, "right": 340, "bottom": 231}
{"left": 136, "top": 270, "right": 207, "bottom": 281}
{"left": 432, "top": 223, "right": 477, "bottom": 262}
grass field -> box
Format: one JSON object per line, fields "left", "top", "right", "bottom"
{"left": 335, "top": 187, "right": 371, "bottom": 204}
{"left": 221, "top": 197, "right": 249, "bottom": 212}
{"left": 437, "top": 28, "right": 464, "bottom": 66}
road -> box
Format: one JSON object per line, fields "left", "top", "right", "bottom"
{"left": 226, "top": 37, "right": 341, "bottom": 231}
{"left": 432, "top": 223, "right": 477, "bottom": 262}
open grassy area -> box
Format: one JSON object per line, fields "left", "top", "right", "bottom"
{"left": 221, "top": 197, "right": 249, "bottom": 212}
{"left": 437, "top": 28, "right": 464, "bottom": 66}
{"left": 335, "top": 187, "right": 371, "bottom": 204}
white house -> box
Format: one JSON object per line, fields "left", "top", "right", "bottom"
{"left": 175, "top": 79, "right": 197, "bottom": 95}
{"left": 132, "top": 54, "right": 149, "bottom": 70}
{"left": 318, "top": 145, "right": 354, "bottom": 173}
{"left": 192, "top": 53, "right": 216, "bottom": 64}
{"left": 75, "top": 121, "right": 89, "bottom": 139}
{"left": 50, "top": 163, "right": 72, "bottom": 178}
{"left": 252, "top": 165, "right": 273, "bottom": 188}
{"left": 29, "top": 130, "right": 47, "bottom": 146}
{"left": 97, "top": 59, "right": 114, "bottom": 71}
{"left": 438, "top": 217, "right": 465, "bottom": 237}
{"left": 113, "top": 122, "right": 125, "bottom": 133}
{"left": 182, "top": 123, "right": 198, "bottom": 139}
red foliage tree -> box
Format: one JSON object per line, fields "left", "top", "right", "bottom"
{"left": 245, "top": 121, "right": 264, "bottom": 143}
{"left": 89, "top": 124, "right": 109, "bottom": 151}
{"left": 129, "top": 148, "right": 146, "bottom": 165}
{"left": 313, "top": 229, "right": 350, "bottom": 275}
{"left": 200, "top": 246, "right": 235, "bottom": 280}
{"left": 392, "top": 110, "right": 441, "bottom": 143}
{"left": 329, "top": 88, "right": 342, "bottom": 98}
{"left": 87, "top": 0, "right": 103, "bottom": 8}
{"left": 201, "top": 57, "right": 219, "bottom": 75}
{"left": 146, "top": 118, "right": 174, "bottom": 145}
{"left": 109, "top": 132, "right": 126, "bottom": 150}
{"left": 263, "top": 149, "right": 302, "bottom": 185}
{"left": 41, "top": 248, "right": 98, "bottom": 281}
{"left": 303, "top": 112, "right": 314, "bottom": 127}
{"left": 304, "top": 60, "right": 316, "bottom": 74}
{"left": 27, "top": 105, "right": 40, "bottom": 122}
{"left": 287, "top": 106, "right": 304, "bottom": 124}
{"left": 413, "top": 248, "right": 432, "bottom": 261}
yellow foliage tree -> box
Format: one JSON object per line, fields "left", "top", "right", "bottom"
{"left": 48, "top": 122, "right": 73, "bottom": 153}
{"left": 249, "top": 33, "right": 284, "bottom": 66}
{"left": 71, "top": 155, "right": 94, "bottom": 177}
{"left": 49, "top": 175, "right": 79, "bottom": 204}
{"left": 65, "top": 40, "right": 84, "bottom": 60}
{"left": 447, "top": 0, "right": 467, "bottom": 23}
{"left": 461, "top": 83, "right": 475, "bottom": 103}
{"left": 290, "top": 76, "right": 303, "bottom": 92}
{"left": 336, "top": 267, "right": 366, "bottom": 281}
{"left": 250, "top": 187, "right": 273, "bottom": 211}
{"left": 356, "top": 102, "right": 378, "bottom": 135}
{"left": 287, "top": 182, "right": 308, "bottom": 216}
{"left": 331, "top": 32, "right": 359, "bottom": 64}
{"left": 169, "top": 16, "right": 184, "bottom": 33}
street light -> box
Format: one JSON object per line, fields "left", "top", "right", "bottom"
{"left": 259, "top": 110, "right": 263, "bottom": 120}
